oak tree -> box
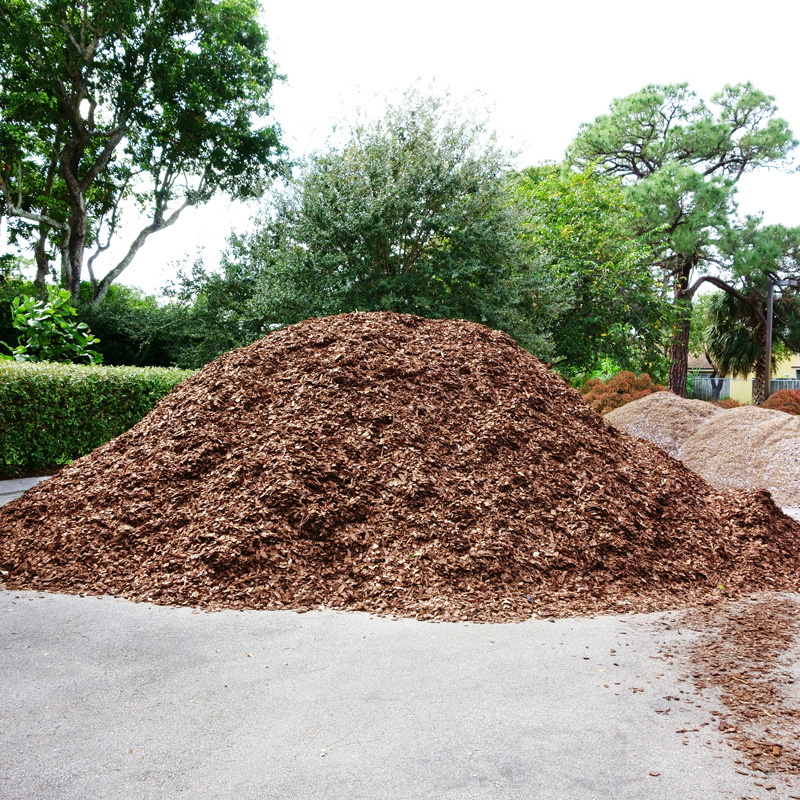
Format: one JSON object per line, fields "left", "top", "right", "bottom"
{"left": 0, "top": 0, "right": 285, "bottom": 302}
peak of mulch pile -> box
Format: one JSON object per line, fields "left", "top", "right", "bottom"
{"left": 2, "top": 312, "right": 800, "bottom": 621}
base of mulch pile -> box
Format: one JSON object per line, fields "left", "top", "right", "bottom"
{"left": 2, "top": 312, "right": 800, "bottom": 622}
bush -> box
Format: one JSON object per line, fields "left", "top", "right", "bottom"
{"left": 761, "top": 389, "right": 800, "bottom": 415}
{"left": 0, "top": 361, "right": 193, "bottom": 476}
{"left": 3, "top": 286, "right": 102, "bottom": 364}
{"left": 713, "top": 398, "right": 743, "bottom": 410}
{"left": 0, "top": 277, "right": 38, "bottom": 351}
{"left": 76, "top": 283, "right": 194, "bottom": 368}
{"left": 578, "top": 370, "right": 666, "bottom": 415}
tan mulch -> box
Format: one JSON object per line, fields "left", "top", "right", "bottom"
{"left": 681, "top": 406, "right": 800, "bottom": 508}
{"left": 1, "top": 312, "right": 799, "bottom": 621}
{"left": 605, "top": 391, "right": 722, "bottom": 459}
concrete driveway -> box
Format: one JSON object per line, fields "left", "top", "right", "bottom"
{"left": 1, "top": 589, "right": 792, "bottom": 800}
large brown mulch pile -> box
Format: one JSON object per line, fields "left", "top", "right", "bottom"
{"left": 2, "top": 312, "right": 800, "bottom": 621}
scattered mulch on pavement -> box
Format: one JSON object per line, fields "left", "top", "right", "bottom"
{"left": 666, "top": 595, "right": 800, "bottom": 792}
{"left": 1, "top": 312, "right": 800, "bottom": 621}
{"left": 681, "top": 406, "right": 800, "bottom": 507}
{"left": 605, "top": 391, "right": 721, "bottom": 459}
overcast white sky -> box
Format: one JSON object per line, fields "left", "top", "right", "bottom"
{"left": 36, "top": 0, "right": 800, "bottom": 294}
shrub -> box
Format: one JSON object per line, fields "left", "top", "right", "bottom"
{"left": 578, "top": 370, "right": 666, "bottom": 415}
{"left": 0, "top": 361, "right": 193, "bottom": 476}
{"left": 3, "top": 286, "right": 101, "bottom": 364}
{"left": 761, "top": 389, "right": 800, "bottom": 415}
{"left": 713, "top": 398, "right": 743, "bottom": 410}
{"left": 0, "top": 277, "right": 38, "bottom": 351}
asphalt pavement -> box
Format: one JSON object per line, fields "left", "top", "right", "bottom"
{"left": 2, "top": 590, "right": 793, "bottom": 800}
{"left": 0, "top": 476, "right": 49, "bottom": 507}
{"left": 2, "top": 476, "right": 799, "bottom": 799}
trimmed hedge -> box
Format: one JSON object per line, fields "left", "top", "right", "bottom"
{"left": 0, "top": 361, "right": 194, "bottom": 476}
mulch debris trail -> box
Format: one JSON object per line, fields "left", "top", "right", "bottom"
{"left": 2, "top": 312, "right": 800, "bottom": 621}
{"left": 664, "top": 595, "right": 800, "bottom": 795}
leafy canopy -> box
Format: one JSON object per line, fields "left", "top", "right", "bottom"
{"left": 0, "top": 0, "right": 285, "bottom": 300}
{"left": 566, "top": 82, "right": 797, "bottom": 394}
{"left": 219, "top": 90, "right": 549, "bottom": 353}
{"left": 511, "top": 164, "right": 668, "bottom": 380}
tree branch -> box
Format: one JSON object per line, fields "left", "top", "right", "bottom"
{"left": 92, "top": 198, "right": 193, "bottom": 303}
{"left": 686, "top": 275, "right": 767, "bottom": 325}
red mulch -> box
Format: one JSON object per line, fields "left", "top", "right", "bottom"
{"left": 1, "top": 312, "right": 799, "bottom": 621}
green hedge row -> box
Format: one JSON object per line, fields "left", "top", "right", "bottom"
{"left": 0, "top": 361, "right": 194, "bottom": 476}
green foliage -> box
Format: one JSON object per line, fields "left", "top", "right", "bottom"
{"left": 512, "top": 164, "right": 669, "bottom": 380}
{"left": 0, "top": 0, "right": 285, "bottom": 300}
{"left": 566, "top": 82, "right": 798, "bottom": 394}
{"left": 578, "top": 371, "right": 666, "bottom": 415}
{"left": 161, "top": 257, "right": 267, "bottom": 368}
{"left": 0, "top": 360, "right": 192, "bottom": 475}
{"left": 688, "top": 294, "right": 713, "bottom": 357}
{"left": 2, "top": 285, "right": 101, "bottom": 363}
{"left": 701, "top": 225, "right": 800, "bottom": 382}
{"left": 75, "top": 282, "right": 193, "bottom": 367}
{"left": 703, "top": 290, "right": 765, "bottom": 379}
{"left": 0, "top": 275, "right": 37, "bottom": 348}
{"left": 216, "top": 90, "right": 552, "bottom": 354}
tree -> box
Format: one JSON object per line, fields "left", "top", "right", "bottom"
{"left": 511, "top": 164, "right": 668, "bottom": 381}
{"left": 220, "top": 91, "right": 552, "bottom": 354}
{"left": 0, "top": 0, "right": 285, "bottom": 303}
{"left": 702, "top": 223, "right": 800, "bottom": 404}
{"left": 567, "top": 82, "right": 797, "bottom": 395}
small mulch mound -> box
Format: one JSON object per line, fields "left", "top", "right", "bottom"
{"left": 1, "top": 312, "right": 800, "bottom": 622}
{"left": 605, "top": 391, "right": 721, "bottom": 459}
{"left": 680, "top": 406, "right": 800, "bottom": 507}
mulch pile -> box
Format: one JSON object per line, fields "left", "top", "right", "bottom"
{"left": 681, "top": 406, "right": 800, "bottom": 508}
{"left": 2, "top": 312, "right": 800, "bottom": 621}
{"left": 605, "top": 391, "right": 722, "bottom": 459}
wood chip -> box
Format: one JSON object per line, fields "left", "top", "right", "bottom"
{"left": 1, "top": 312, "right": 800, "bottom": 623}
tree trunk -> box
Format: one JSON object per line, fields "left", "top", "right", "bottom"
{"left": 752, "top": 325, "right": 768, "bottom": 405}
{"left": 668, "top": 309, "right": 691, "bottom": 397}
{"left": 667, "top": 256, "right": 698, "bottom": 398}
{"left": 66, "top": 203, "right": 88, "bottom": 302}
{"left": 33, "top": 231, "right": 51, "bottom": 291}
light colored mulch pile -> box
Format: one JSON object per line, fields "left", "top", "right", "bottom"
{"left": 605, "top": 391, "right": 722, "bottom": 459}
{"left": 606, "top": 395, "right": 800, "bottom": 507}
{"left": 680, "top": 406, "right": 800, "bottom": 507}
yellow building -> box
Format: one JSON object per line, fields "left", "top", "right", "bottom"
{"left": 690, "top": 354, "right": 800, "bottom": 404}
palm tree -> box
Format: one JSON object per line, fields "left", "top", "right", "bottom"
{"left": 704, "top": 284, "right": 800, "bottom": 405}
{"left": 704, "top": 289, "right": 768, "bottom": 403}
